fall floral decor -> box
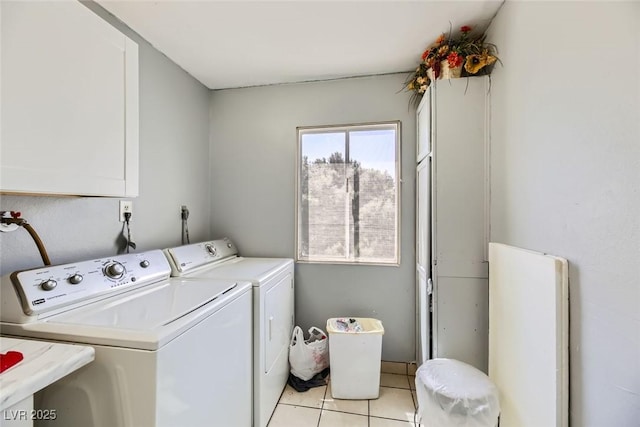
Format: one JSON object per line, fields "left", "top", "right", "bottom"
{"left": 406, "top": 25, "right": 499, "bottom": 104}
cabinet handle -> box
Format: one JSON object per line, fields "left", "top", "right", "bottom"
{"left": 269, "top": 316, "right": 274, "bottom": 340}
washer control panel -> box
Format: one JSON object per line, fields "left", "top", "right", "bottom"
{"left": 165, "top": 237, "right": 238, "bottom": 275}
{"left": 10, "top": 250, "right": 171, "bottom": 316}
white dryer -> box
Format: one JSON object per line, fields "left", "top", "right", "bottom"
{"left": 164, "top": 238, "right": 294, "bottom": 427}
{"left": 0, "top": 250, "right": 252, "bottom": 427}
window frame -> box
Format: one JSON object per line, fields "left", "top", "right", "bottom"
{"left": 295, "top": 121, "right": 402, "bottom": 266}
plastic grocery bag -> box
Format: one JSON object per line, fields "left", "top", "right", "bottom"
{"left": 289, "top": 326, "right": 329, "bottom": 381}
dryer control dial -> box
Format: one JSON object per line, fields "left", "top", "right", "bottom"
{"left": 68, "top": 274, "right": 83, "bottom": 285}
{"left": 205, "top": 244, "right": 218, "bottom": 257}
{"left": 104, "top": 262, "right": 125, "bottom": 279}
{"left": 40, "top": 279, "right": 57, "bottom": 291}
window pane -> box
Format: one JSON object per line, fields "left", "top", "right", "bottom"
{"left": 300, "top": 132, "right": 347, "bottom": 260}
{"left": 349, "top": 129, "right": 398, "bottom": 263}
{"left": 301, "top": 132, "right": 344, "bottom": 163}
{"left": 297, "top": 123, "right": 399, "bottom": 265}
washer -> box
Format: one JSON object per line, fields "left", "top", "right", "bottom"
{"left": 0, "top": 250, "right": 252, "bottom": 427}
{"left": 164, "top": 238, "right": 294, "bottom": 427}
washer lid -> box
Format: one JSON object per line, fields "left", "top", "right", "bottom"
{"left": 2, "top": 278, "right": 252, "bottom": 350}
{"left": 185, "top": 257, "right": 293, "bottom": 284}
{"left": 53, "top": 279, "right": 239, "bottom": 329}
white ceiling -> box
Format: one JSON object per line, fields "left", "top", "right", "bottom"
{"left": 97, "top": 0, "right": 503, "bottom": 90}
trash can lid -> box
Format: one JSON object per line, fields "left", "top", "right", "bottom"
{"left": 416, "top": 359, "right": 500, "bottom": 424}
{"left": 417, "top": 358, "right": 498, "bottom": 401}
{"left": 326, "top": 317, "right": 384, "bottom": 334}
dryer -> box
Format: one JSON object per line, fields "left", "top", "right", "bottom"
{"left": 164, "top": 238, "right": 294, "bottom": 427}
{"left": 0, "top": 250, "right": 252, "bottom": 427}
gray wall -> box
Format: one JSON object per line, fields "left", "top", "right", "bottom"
{"left": 0, "top": 2, "right": 211, "bottom": 276}
{"left": 209, "top": 74, "right": 417, "bottom": 361}
{"left": 487, "top": 2, "right": 640, "bottom": 425}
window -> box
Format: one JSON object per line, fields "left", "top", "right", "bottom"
{"left": 296, "top": 122, "right": 400, "bottom": 265}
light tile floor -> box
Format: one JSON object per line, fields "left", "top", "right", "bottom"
{"left": 268, "top": 362, "right": 421, "bottom": 427}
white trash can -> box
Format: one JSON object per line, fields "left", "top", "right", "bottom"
{"left": 326, "top": 317, "right": 384, "bottom": 399}
{"left": 415, "top": 358, "right": 500, "bottom": 427}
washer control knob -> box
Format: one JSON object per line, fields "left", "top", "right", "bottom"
{"left": 205, "top": 244, "right": 217, "bottom": 257}
{"left": 227, "top": 243, "right": 233, "bottom": 249}
{"left": 105, "top": 262, "right": 125, "bottom": 279}
{"left": 41, "top": 279, "right": 57, "bottom": 291}
{"left": 139, "top": 260, "right": 150, "bottom": 268}
{"left": 68, "top": 274, "right": 83, "bottom": 285}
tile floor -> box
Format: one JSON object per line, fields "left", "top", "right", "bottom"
{"left": 267, "top": 362, "right": 420, "bottom": 427}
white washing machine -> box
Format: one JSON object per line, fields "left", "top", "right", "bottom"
{"left": 0, "top": 250, "right": 252, "bottom": 427}
{"left": 164, "top": 238, "right": 294, "bottom": 427}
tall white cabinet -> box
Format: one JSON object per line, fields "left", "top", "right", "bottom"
{"left": 1, "top": 1, "right": 139, "bottom": 197}
{"left": 416, "top": 77, "right": 490, "bottom": 372}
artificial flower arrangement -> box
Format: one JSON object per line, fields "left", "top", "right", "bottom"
{"left": 406, "top": 25, "right": 499, "bottom": 104}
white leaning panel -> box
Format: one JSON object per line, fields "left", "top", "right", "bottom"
{"left": 488, "top": 243, "right": 568, "bottom": 427}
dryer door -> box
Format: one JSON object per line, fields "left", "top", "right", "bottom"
{"left": 263, "top": 273, "right": 294, "bottom": 374}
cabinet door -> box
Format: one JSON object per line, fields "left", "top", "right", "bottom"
{"left": 416, "top": 159, "right": 431, "bottom": 270}
{"left": 416, "top": 159, "right": 432, "bottom": 364}
{"left": 432, "top": 77, "right": 489, "bottom": 277}
{"left": 416, "top": 87, "right": 432, "bottom": 163}
{"left": 416, "top": 267, "right": 431, "bottom": 364}
{"left": 1, "top": 1, "right": 139, "bottom": 197}
{"left": 434, "top": 276, "right": 488, "bottom": 372}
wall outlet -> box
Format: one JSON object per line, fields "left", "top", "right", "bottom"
{"left": 119, "top": 200, "right": 133, "bottom": 222}
{"left": 0, "top": 211, "right": 19, "bottom": 233}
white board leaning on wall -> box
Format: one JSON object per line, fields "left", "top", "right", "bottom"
{"left": 488, "top": 243, "right": 569, "bottom": 427}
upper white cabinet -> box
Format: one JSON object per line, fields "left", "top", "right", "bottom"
{"left": 1, "top": 1, "right": 139, "bottom": 197}
{"left": 432, "top": 78, "right": 489, "bottom": 279}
